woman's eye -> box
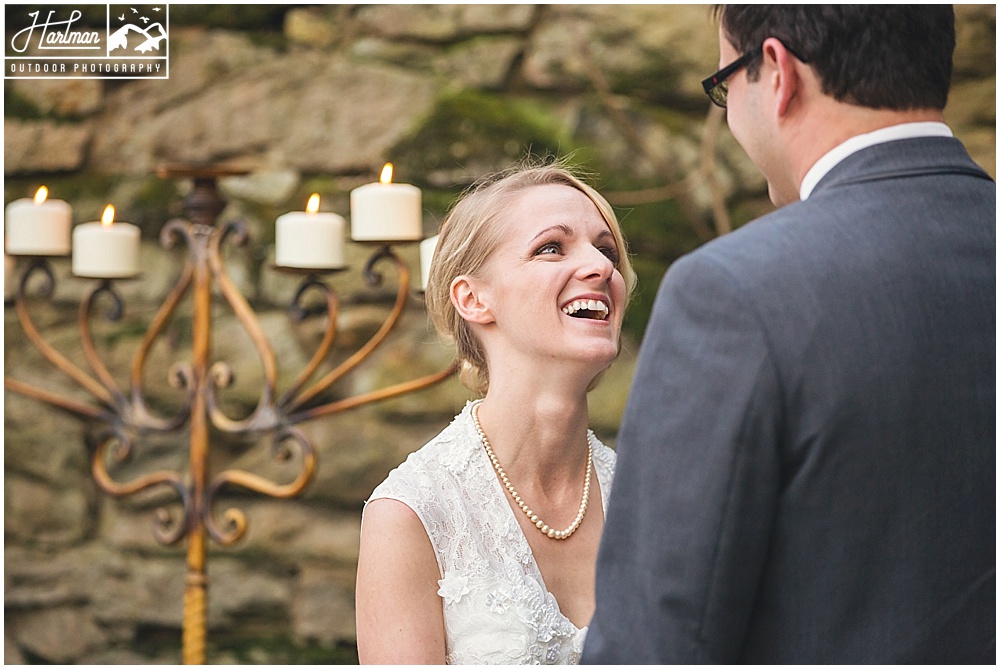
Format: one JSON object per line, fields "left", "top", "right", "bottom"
{"left": 600, "top": 246, "right": 620, "bottom": 265}
{"left": 535, "top": 242, "right": 561, "bottom": 255}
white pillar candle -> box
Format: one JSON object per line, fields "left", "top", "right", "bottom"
{"left": 275, "top": 194, "right": 347, "bottom": 269}
{"left": 4, "top": 186, "right": 72, "bottom": 255}
{"left": 72, "top": 205, "right": 141, "bottom": 278}
{"left": 419, "top": 234, "right": 439, "bottom": 292}
{"left": 350, "top": 163, "right": 422, "bottom": 242}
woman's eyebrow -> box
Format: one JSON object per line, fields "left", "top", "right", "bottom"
{"left": 528, "top": 224, "right": 573, "bottom": 245}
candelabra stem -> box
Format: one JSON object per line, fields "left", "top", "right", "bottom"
{"left": 183, "top": 239, "right": 212, "bottom": 665}
{"left": 183, "top": 548, "right": 207, "bottom": 665}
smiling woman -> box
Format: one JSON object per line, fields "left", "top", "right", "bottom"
{"left": 425, "top": 162, "right": 636, "bottom": 395}
{"left": 355, "top": 161, "right": 637, "bottom": 665}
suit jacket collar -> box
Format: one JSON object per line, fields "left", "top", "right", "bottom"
{"left": 799, "top": 122, "right": 953, "bottom": 200}
{"left": 810, "top": 136, "right": 994, "bottom": 198}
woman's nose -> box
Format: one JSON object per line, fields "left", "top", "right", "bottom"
{"left": 577, "top": 245, "right": 614, "bottom": 283}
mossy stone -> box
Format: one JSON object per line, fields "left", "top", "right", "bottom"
{"left": 390, "top": 90, "right": 578, "bottom": 188}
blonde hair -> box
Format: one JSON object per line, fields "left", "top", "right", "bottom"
{"left": 425, "top": 160, "right": 637, "bottom": 395}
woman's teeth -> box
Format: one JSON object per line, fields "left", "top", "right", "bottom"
{"left": 561, "top": 299, "right": 609, "bottom": 320}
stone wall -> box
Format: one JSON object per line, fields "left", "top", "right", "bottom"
{"left": 4, "top": 5, "right": 995, "bottom": 663}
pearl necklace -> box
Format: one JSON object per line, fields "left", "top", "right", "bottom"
{"left": 472, "top": 402, "right": 593, "bottom": 541}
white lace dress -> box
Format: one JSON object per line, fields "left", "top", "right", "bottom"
{"left": 365, "top": 400, "right": 616, "bottom": 664}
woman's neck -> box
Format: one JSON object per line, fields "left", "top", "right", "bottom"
{"left": 475, "top": 376, "right": 592, "bottom": 492}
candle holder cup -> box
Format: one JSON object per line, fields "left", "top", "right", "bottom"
{"left": 269, "top": 264, "right": 350, "bottom": 275}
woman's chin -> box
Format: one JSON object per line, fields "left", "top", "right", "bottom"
{"left": 574, "top": 345, "right": 620, "bottom": 378}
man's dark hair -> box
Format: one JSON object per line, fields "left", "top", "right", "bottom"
{"left": 715, "top": 5, "right": 955, "bottom": 110}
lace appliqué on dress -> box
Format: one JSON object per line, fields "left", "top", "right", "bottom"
{"left": 367, "top": 402, "right": 615, "bottom": 665}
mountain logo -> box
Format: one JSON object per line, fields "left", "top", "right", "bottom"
{"left": 108, "top": 21, "right": 166, "bottom": 54}
{"left": 108, "top": 5, "right": 167, "bottom": 55}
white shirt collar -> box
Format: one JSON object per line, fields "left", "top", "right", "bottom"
{"left": 799, "top": 122, "right": 954, "bottom": 200}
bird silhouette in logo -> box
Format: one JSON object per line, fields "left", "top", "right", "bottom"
{"left": 140, "top": 16, "right": 149, "bottom": 23}
{"left": 118, "top": 13, "right": 125, "bottom": 20}
{"left": 131, "top": 7, "right": 138, "bottom": 13}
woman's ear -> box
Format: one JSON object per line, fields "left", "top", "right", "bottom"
{"left": 450, "top": 275, "right": 494, "bottom": 325}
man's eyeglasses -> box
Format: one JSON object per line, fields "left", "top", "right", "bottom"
{"left": 701, "top": 46, "right": 763, "bottom": 108}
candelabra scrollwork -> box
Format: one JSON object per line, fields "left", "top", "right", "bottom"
{"left": 87, "top": 424, "right": 192, "bottom": 546}
{"left": 4, "top": 169, "right": 457, "bottom": 664}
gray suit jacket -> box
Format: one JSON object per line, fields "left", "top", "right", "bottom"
{"left": 584, "top": 137, "right": 995, "bottom": 663}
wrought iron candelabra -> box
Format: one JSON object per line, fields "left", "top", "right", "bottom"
{"left": 3, "top": 167, "right": 457, "bottom": 664}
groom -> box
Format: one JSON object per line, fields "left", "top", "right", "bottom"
{"left": 584, "top": 5, "right": 994, "bottom": 664}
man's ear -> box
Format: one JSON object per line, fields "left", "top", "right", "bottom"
{"left": 450, "top": 275, "right": 494, "bottom": 325}
{"left": 762, "top": 36, "right": 800, "bottom": 118}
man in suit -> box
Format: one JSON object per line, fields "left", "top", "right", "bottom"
{"left": 584, "top": 6, "right": 994, "bottom": 663}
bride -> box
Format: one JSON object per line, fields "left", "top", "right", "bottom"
{"left": 355, "top": 162, "right": 636, "bottom": 664}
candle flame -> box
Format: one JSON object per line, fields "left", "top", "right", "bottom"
{"left": 34, "top": 186, "right": 48, "bottom": 204}
{"left": 379, "top": 163, "right": 394, "bottom": 185}
{"left": 306, "top": 193, "right": 321, "bottom": 214}
{"left": 101, "top": 205, "right": 115, "bottom": 228}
